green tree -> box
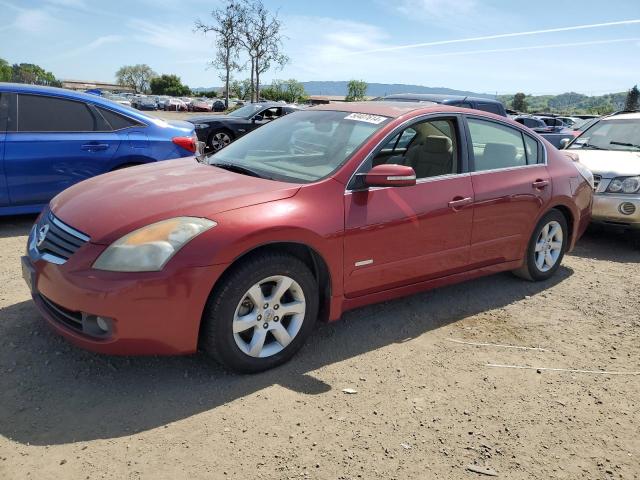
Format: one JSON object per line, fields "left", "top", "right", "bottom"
{"left": 149, "top": 74, "right": 191, "bottom": 96}
{"left": 345, "top": 80, "right": 367, "bottom": 102}
{"left": 0, "top": 58, "right": 12, "bottom": 82}
{"left": 229, "top": 78, "right": 252, "bottom": 100}
{"left": 10, "top": 63, "right": 61, "bottom": 86}
{"left": 260, "top": 79, "right": 306, "bottom": 103}
{"left": 511, "top": 92, "right": 527, "bottom": 112}
{"left": 116, "top": 64, "right": 156, "bottom": 93}
{"left": 624, "top": 85, "right": 639, "bottom": 111}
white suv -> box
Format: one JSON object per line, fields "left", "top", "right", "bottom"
{"left": 566, "top": 112, "right": 640, "bottom": 232}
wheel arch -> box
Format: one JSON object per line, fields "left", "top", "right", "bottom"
{"left": 205, "top": 241, "right": 333, "bottom": 324}
{"left": 548, "top": 203, "right": 576, "bottom": 250}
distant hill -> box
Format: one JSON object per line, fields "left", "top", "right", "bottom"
{"left": 498, "top": 91, "right": 627, "bottom": 115}
{"left": 191, "top": 81, "right": 629, "bottom": 115}
{"left": 300, "top": 81, "right": 495, "bottom": 98}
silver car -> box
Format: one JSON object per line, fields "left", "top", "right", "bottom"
{"left": 566, "top": 112, "right": 640, "bottom": 231}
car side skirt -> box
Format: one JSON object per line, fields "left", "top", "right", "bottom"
{"left": 331, "top": 259, "right": 523, "bottom": 320}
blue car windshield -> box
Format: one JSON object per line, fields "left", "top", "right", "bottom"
{"left": 208, "top": 110, "right": 391, "bottom": 183}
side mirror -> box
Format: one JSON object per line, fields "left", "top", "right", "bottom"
{"left": 559, "top": 138, "right": 571, "bottom": 149}
{"left": 361, "top": 164, "right": 416, "bottom": 188}
{"left": 253, "top": 114, "right": 263, "bottom": 122}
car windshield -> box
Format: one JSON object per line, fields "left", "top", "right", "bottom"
{"left": 208, "top": 110, "right": 391, "bottom": 183}
{"left": 228, "top": 104, "right": 266, "bottom": 118}
{"left": 569, "top": 118, "right": 640, "bottom": 151}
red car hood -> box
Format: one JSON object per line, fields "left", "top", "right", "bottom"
{"left": 50, "top": 158, "right": 301, "bottom": 244}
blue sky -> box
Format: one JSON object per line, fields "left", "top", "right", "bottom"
{"left": 1, "top": 0, "right": 639, "bottom": 94}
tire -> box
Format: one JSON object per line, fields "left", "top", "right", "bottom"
{"left": 200, "top": 253, "right": 319, "bottom": 373}
{"left": 513, "top": 209, "right": 568, "bottom": 281}
{"left": 208, "top": 129, "right": 233, "bottom": 153}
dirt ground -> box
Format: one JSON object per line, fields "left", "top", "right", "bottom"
{"left": 0, "top": 216, "right": 638, "bottom": 480}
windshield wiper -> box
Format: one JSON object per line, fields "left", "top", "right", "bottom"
{"left": 210, "top": 162, "right": 271, "bottom": 179}
{"left": 579, "top": 143, "right": 605, "bottom": 150}
{"left": 610, "top": 141, "right": 640, "bottom": 149}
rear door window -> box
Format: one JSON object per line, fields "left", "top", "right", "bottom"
{"left": 467, "top": 118, "right": 528, "bottom": 171}
{"left": 96, "top": 106, "right": 141, "bottom": 131}
{"left": 17, "top": 94, "right": 100, "bottom": 132}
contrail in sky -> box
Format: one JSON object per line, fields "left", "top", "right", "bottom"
{"left": 349, "top": 19, "right": 640, "bottom": 55}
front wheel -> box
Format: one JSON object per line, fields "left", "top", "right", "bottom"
{"left": 200, "top": 253, "right": 319, "bottom": 373}
{"left": 513, "top": 209, "right": 568, "bottom": 281}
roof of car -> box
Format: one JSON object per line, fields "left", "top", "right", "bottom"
{"left": 309, "top": 101, "right": 441, "bottom": 118}
{"left": 604, "top": 111, "right": 640, "bottom": 120}
{"left": 382, "top": 93, "right": 502, "bottom": 104}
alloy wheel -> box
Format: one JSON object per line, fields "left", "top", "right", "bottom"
{"left": 233, "top": 275, "right": 306, "bottom": 358}
{"left": 210, "top": 132, "right": 232, "bottom": 152}
{"left": 534, "top": 220, "right": 563, "bottom": 272}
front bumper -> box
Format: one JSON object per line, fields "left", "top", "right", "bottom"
{"left": 592, "top": 193, "right": 640, "bottom": 229}
{"left": 24, "top": 230, "right": 228, "bottom": 355}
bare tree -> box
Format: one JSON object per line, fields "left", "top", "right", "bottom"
{"left": 194, "top": 1, "right": 243, "bottom": 109}
{"left": 238, "top": 0, "right": 288, "bottom": 102}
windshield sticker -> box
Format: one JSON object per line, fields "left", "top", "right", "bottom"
{"left": 344, "top": 113, "right": 387, "bottom": 125}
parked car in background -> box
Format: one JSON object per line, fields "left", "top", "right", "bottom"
{"left": 104, "top": 94, "right": 131, "bottom": 107}
{"left": 21, "top": 101, "right": 592, "bottom": 372}
{"left": 557, "top": 116, "right": 580, "bottom": 127}
{"left": 188, "top": 98, "right": 212, "bottom": 112}
{"left": 514, "top": 115, "right": 551, "bottom": 133}
{"left": 0, "top": 84, "right": 198, "bottom": 215}
{"left": 212, "top": 100, "right": 226, "bottom": 112}
{"left": 571, "top": 117, "right": 600, "bottom": 135}
{"left": 514, "top": 115, "right": 576, "bottom": 148}
{"left": 380, "top": 93, "right": 507, "bottom": 116}
{"left": 154, "top": 95, "right": 170, "bottom": 109}
{"left": 164, "top": 98, "right": 188, "bottom": 111}
{"left": 564, "top": 111, "right": 640, "bottom": 234}
{"left": 189, "top": 102, "right": 301, "bottom": 152}
{"left": 131, "top": 96, "right": 158, "bottom": 111}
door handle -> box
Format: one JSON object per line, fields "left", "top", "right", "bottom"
{"left": 532, "top": 179, "right": 549, "bottom": 189}
{"left": 81, "top": 143, "right": 109, "bottom": 151}
{"left": 448, "top": 196, "right": 473, "bottom": 210}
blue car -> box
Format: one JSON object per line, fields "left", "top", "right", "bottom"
{"left": 0, "top": 83, "right": 198, "bottom": 216}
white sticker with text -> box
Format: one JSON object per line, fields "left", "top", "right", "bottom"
{"left": 344, "top": 113, "right": 387, "bottom": 125}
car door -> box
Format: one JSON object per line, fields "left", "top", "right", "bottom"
{"left": 464, "top": 115, "right": 551, "bottom": 266}
{"left": 343, "top": 115, "right": 474, "bottom": 297}
{"left": 4, "top": 93, "right": 121, "bottom": 207}
{"left": 0, "top": 92, "right": 9, "bottom": 207}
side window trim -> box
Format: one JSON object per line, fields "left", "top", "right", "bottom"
{"left": 346, "top": 113, "right": 470, "bottom": 191}
{"left": 462, "top": 114, "right": 547, "bottom": 173}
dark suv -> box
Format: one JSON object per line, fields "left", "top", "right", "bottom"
{"left": 381, "top": 93, "right": 507, "bottom": 117}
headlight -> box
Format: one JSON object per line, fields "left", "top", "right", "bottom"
{"left": 194, "top": 123, "right": 209, "bottom": 130}
{"left": 93, "top": 217, "right": 216, "bottom": 272}
{"left": 574, "top": 162, "right": 595, "bottom": 189}
{"left": 606, "top": 176, "right": 640, "bottom": 194}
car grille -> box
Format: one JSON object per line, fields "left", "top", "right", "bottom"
{"left": 593, "top": 174, "right": 602, "bottom": 190}
{"left": 35, "top": 213, "right": 90, "bottom": 263}
{"left": 38, "top": 294, "right": 83, "bottom": 332}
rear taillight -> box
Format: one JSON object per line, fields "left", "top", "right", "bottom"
{"left": 172, "top": 133, "right": 197, "bottom": 153}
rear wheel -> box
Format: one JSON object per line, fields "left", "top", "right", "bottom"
{"left": 208, "top": 130, "right": 233, "bottom": 153}
{"left": 513, "top": 209, "right": 568, "bottom": 281}
{"left": 200, "top": 253, "right": 319, "bottom": 372}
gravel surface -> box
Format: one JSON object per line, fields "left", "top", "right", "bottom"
{"left": 0, "top": 216, "right": 638, "bottom": 479}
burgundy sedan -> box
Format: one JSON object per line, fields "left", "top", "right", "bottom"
{"left": 22, "top": 102, "right": 593, "bottom": 372}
